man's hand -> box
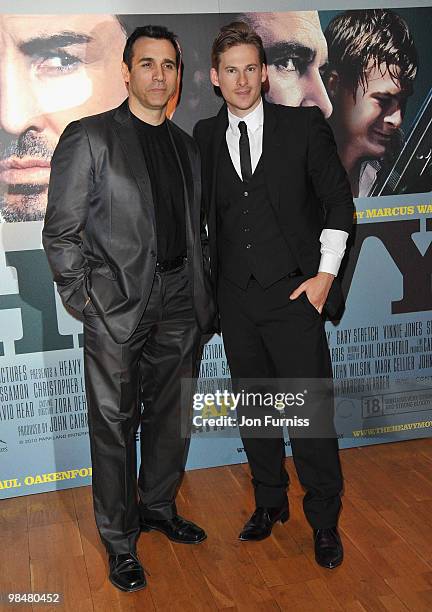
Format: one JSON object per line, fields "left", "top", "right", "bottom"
{"left": 289, "top": 272, "right": 335, "bottom": 314}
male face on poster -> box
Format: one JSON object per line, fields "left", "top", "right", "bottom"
{"left": 323, "top": 9, "right": 418, "bottom": 197}
{"left": 0, "top": 14, "right": 128, "bottom": 223}
{"left": 237, "top": 11, "right": 333, "bottom": 118}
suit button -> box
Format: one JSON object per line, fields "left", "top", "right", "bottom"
{"left": 243, "top": 191, "right": 249, "bottom": 197}
{"left": 243, "top": 209, "right": 249, "bottom": 215}
{"left": 246, "top": 243, "right": 252, "bottom": 249}
{"left": 243, "top": 227, "right": 250, "bottom": 232}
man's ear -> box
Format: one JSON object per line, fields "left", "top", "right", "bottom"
{"left": 210, "top": 67, "right": 219, "bottom": 88}
{"left": 326, "top": 69, "right": 340, "bottom": 100}
{"left": 121, "top": 61, "right": 130, "bottom": 85}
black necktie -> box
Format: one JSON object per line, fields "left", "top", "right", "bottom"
{"left": 238, "top": 121, "right": 252, "bottom": 183}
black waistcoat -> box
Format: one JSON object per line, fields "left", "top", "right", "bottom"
{"left": 216, "top": 141, "right": 297, "bottom": 289}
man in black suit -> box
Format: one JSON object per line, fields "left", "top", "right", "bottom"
{"left": 194, "top": 22, "right": 354, "bottom": 569}
{"left": 43, "top": 26, "right": 214, "bottom": 592}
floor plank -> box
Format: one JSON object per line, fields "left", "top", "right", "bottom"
{"left": 0, "top": 439, "right": 431, "bottom": 611}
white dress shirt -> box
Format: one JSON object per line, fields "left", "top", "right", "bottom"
{"left": 225, "top": 100, "right": 349, "bottom": 276}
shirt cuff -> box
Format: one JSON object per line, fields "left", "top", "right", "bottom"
{"left": 318, "top": 229, "right": 349, "bottom": 277}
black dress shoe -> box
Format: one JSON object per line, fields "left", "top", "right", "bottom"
{"left": 108, "top": 552, "right": 147, "bottom": 592}
{"left": 140, "top": 514, "right": 207, "bottom": 544}
{"left": 238, "top": 503, "right": 289, "bottom": 541}
{"left": 313, "top": 527, "right": 343, "bottom": 569}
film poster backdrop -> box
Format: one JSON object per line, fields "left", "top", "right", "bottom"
{"left": 0, "top": 8, "right": 431, "bottom": 499}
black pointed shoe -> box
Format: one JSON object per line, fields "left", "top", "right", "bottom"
{"left": 108, "top": 552, "right": 147, "bottom": 592}
{"left": 140, "top": 514, "right": 207, "bottom": 544}
{"left": 313, "top": 527, "right": 343, "bottom": 569}
{"left": 238, "top": 503, "right": 289, "bottom": 541}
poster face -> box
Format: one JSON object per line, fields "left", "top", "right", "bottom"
{"left": 0, "top": 8, "right": 431, "bottom": 499}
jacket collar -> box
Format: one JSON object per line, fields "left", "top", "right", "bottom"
{"left": 212, "top": 98, "right": 277, "bottom": 151}
{"left": 113, "top": 98, "right": 132, "bottom": 124}
{"left": 227, "top": 99, "right": 264, "bottom": 137}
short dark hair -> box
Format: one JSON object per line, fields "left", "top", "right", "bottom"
{"left": 123, "top": 25, "right": 181, "bottom": 70}
{"left": 211, "top": 21, "right": 266, "bottom": 69}
{"left": 324, "top": 9, "right": 417, "bottom": 99}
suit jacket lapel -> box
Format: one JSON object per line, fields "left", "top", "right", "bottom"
{"left": 262, "top": 101, "right": 281, "bottom": 211}
{"left": 167, "top": 122, "right": 192, "bottom": 206}
{"left": 210, "top": 101, "right": 281, "bottom": 213}
{"left": 210, "top": 104, "right": 229, "bottom": 215}
{"left": 112, "top": 100, "right": 155, "bottom": 223}
{"left": 166, "top": 121, "right": 195, "bottom": 249}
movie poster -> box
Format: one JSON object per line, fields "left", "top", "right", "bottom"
{"left": 1, "top": 8, "right": 431, "bottom": 499}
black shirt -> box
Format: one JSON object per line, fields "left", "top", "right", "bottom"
{"left": 132, "top": 114, "right": 186, "bottom": 262}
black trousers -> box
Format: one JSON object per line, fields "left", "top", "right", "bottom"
{"left": 83, "top": 264, "right": 201, "bottom": 555}
{"left": 218, "top": 274, "right": 343, "bottom": 529}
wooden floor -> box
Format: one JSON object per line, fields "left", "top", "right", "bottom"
{"left": 1, "top": 439, "right": 432, "bottom": 611}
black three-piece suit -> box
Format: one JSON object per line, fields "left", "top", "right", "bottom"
{"left": 43, "top": 99, "right": 215, "bottom": 554}
{"left": 194, "top": 100, "right": 354, "bottom": 528}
